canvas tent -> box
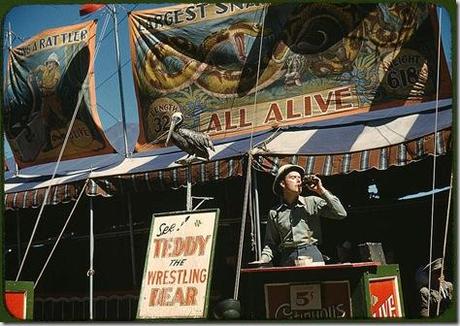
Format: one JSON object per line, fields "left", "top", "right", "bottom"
{"left": 4, "top": 97, "right": 452, "bottom": 210}
{"left": 2, "top": 2, "right": 454, "bottom": 321}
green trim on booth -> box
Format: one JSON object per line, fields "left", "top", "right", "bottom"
{"left": 362, "top": 264, "right": 405, "bottom": 318}
{"left": 5, "top": 281, "right": 35, "bottom": 320}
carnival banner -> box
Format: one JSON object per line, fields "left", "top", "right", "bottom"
{"left": 137, "top": 209, "right": 219, "bottom": 319}
{"left": 4, "top": 20, "right": 115, "bottom": 168}
{"left": 129, "top": 3, "right": 451, "bottom": 152}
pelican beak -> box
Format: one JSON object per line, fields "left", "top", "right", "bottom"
{"left": 165, "top": 118, "right": 177, "bottom": 146}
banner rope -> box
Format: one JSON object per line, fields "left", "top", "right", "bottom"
{"left": 248, "top": 4, "right": 268, "bottom": 151}
{"left": 436, "top": 172, "right": 453, "bottom": 316}
{"left": 16, "top": 88, "right": 86, "bottom": 281}
{"left": 427, "top": 5, "right": 443, "bottom": 317}
{"left": 34, "top": 178, "right": 90, "bottom": 289}
{"left": 15, "top": 18, "right": 111, "bottom": 281}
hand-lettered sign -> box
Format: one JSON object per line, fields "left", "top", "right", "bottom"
{"left": 264, "top": 281, "right": 352, "bottom": 319}
{"left": 137, "top": 209, "right": 219, "bottom": 319}
{"left": 368, "top": 276, "right": 403, "bottom": 318}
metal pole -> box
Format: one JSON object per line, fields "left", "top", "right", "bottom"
{"left": 111, "top": 5, "right": 130, "bottom": 158}
{"left": 127, "top": 192, "right": 137, "bottom": 287}
{"left": 7, "top": 21, "right": 12, "bottom": 49}
{"left": 186, "top": 164, "right": 192, "bottom": 211}
{"left": 89, "top": 197, "right": 94, "bottom": 320}
{"left": 252, "top": 169, "right": 262, "bottom": 260}
{"left": 233, "top": 154, "right": 252, "bottom": 299}
{"left": 7, "top": 22, "right": 19, "bottom": 175}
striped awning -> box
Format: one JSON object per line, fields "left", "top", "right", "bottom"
{"left": 5, "top": 181, "right": 86, "bottom": 210}
{"left": 253, "top": 100, "right": 452, "bottom": 176}
{"left": 4, "top": 130, "right": 273, "bottom": 210}
{"left": 255, "top": 129, "right": 451, "bottom": 176}
{"left": 87, "top": 157, "right": 245, "bottom": 197}
{"left": 4, "top": 99, "right": 452, "bottom": 210}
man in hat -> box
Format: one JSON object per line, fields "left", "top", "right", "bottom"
{"left": 29, "top": 52, "right": 65, "bottom": 151}
{"left": 252, "top": 164, "right": 347, "bottom": 266}
{"left": 416, "top": 258, "right": 453, "bottom": 317}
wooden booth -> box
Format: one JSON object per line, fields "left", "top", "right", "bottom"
{"left": 240, "top": 263, "right": 404, "bottom": 320}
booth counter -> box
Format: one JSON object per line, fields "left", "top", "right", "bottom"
{"left": 240, "top": 262, "right": 404, "bottom": 320}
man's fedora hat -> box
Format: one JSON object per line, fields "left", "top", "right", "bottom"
{"left": 272, "top": 164, "right": 305, "bottom": 196}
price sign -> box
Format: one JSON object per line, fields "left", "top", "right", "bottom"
{"left": 289, "top": 284, "right": 321, "bottom": 310}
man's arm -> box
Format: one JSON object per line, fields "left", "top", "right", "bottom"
{"left": 318, "top": 190, "right": 347, "bottom": 220}
{"left": 28, "top": 65, "right": 45, "bottom": 83}
{"left": 305, "top": 175, "right": 347, "bottom": 219}
{"left": 34, "top": 65, "right": 46, "bottom": 74}
{"left": 419, "top": 287, "right": 430, "bottom": 317}
{"left": 251, "top": 211, "right": 280, "bottom": 264}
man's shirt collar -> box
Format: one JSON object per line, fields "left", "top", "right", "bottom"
{"left": 276, "top": 197, "right": 305, "bottom": 211}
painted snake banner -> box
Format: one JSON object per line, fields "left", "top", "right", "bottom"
{"left": 129, "top": 3, "right": 451, "bottom": 152}
{"left": 4, "top": 20, "right": 115, "bottom": 168}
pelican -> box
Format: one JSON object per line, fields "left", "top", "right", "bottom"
{"left": 166, "top": 112, "right": 215, "bottom": 161}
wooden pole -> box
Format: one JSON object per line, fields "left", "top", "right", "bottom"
{"left": 186, "top": 163, "right": 192, "bottom": 211}
{"left": 89, "top": 197, "right": 94, "bottom": 320}
{"left": 127, "top": 192, "right": 137, "bottom": 287}
{"left": 233, "top": 154, "right": 252, "bottom": 299}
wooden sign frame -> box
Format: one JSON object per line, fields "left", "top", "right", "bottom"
{"left": 264, "top": 280, "right": 352, "bottom": 319}
{"left": 137, "top": 208, "right": 220, "bottom": 320}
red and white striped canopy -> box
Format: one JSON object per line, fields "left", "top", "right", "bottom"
{"left": 4, "top": 99, "right": 452, "bottom": 210}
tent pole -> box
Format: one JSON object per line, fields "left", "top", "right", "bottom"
{"left": 252, "top": 170, "right": 262, "bottom": 260}
{"left": 248, "top": 184, "right": 254, "bottom": 254}
{"left": 89, "top": 197, "right": 94, "bottom": 320}
{"left": 111, "top": 5, "right": 130, "bottom": 158}
{"left": 186, "top": 163, "right": 192, "bottom": 211}
{"left": 233, "top": 154, "right": 252, "bottom": 300}
{"left": 15, "top": 211, "right": 22, "bottom": 266}
{"left": 127, "top": 192, "right": 137, "bottom": 287}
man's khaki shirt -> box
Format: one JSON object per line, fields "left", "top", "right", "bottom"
{"left": 261, "top": 190, "right": 347, "bottom": 262}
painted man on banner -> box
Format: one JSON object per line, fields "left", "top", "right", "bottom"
{"left": 28, "top": 52, "right": 66, "bottom": 151}
{"left": 4, "top": 20, "right": 116, "bottom": 169}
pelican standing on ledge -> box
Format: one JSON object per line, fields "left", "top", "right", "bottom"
{"left": 166, "top": 111, "right": 215, "bottom": 161}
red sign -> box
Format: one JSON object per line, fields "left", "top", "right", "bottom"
{"left": 369, "top": 277, "right": 402, "bottom": 318}
{"left": 5, "top": 291, "right": 26, "bottom": 319}
{"left": 264, "top": 281, "right": 352, "bottom": 319}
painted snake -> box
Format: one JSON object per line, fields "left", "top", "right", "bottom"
{"left": 143, "top": 21, "right": 287, "bottom": 97}
{"left": 363, "top": 3, "right": 426, "bottom": 52}
{"left": 142, "top": 4, "right": 425, "bottom": 96}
